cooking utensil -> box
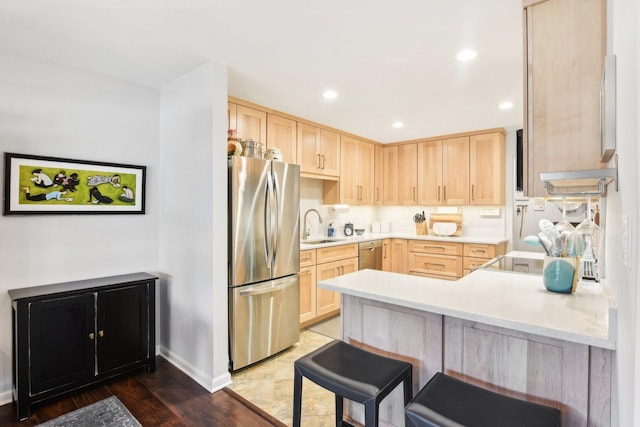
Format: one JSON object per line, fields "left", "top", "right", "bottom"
{"left": 523, "top": 235, "right": 542, "bottom": 246}
{"left": 536, "top": 232, "right": 552, "bottom": 256}
{"left": 538, "top": 219, "right": 556, "bottom": 239}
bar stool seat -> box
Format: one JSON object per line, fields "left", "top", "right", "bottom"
{"left": 405, "top": 372, "right": 561, "bottom": 427}
{"left": 293, "top": 339, "right": 413, "bottom": 427}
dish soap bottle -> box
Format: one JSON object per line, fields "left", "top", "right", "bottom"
{"left": 327, "top": 222, "right": 336, "bottom": 238}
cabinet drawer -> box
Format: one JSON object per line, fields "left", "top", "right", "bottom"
{"left": 463, "top": 243, "right": 497, "bottom": 259}
{"left": 300, "top": 249, "right": 316, "bottom": 267}
{"left": 408, "top": 252, "right": 462, "bottom": 278}
{"left": 463, "top": 256, "right": 490, "bottom": 272}
{"left": 317, "top": 243, "right": 358, "bottom": 264}
{"left": 409, "top": 240, "right": 462, "bottom": 256}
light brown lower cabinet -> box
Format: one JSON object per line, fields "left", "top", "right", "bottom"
{"left": 408, "top": 240, "right": 463, "bottom": 280}
{"left": 299, "top": 249, "right": 317, "bottom": 325}
{"left": 462, "top": 242, "right": 507, "bottom": 276}
{"left": 406, "top": 240, "right": 506, "bottom": 280}
{"left": 300, "top": 244, "right": 358, "bottom": 327}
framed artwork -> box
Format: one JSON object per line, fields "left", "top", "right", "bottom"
{"left": 3, "top": 153, "right": 146, "bottom": 215}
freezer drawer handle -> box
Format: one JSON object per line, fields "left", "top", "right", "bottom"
{"left": 238, "top": 280, "right": 296, "bottom": 296}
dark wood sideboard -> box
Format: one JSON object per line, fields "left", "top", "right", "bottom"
{"left": 8, "top": 272, "right": 157, "bottom": 420}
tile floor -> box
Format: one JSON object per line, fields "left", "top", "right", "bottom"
{"left": 229, "top": 317, "right": 341, "bottom": 426}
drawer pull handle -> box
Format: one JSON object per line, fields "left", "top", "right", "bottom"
{"left": 426, "top": 263, "right": 446, "bottom": 269}
{"left": 89, "top": 333, "right": 95, "bottom": 340}
{"left": 98, "top": 330, "right": 104, "bottom": 338}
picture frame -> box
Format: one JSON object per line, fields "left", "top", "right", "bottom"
{"left": 3, "top": 153, "right": 146, "bottom": 215}
{"left": 600, "top": 54, "right": 616, "bottom": 162}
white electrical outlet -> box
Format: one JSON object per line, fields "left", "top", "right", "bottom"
{"left": 533, "top": 197, "right": 545, "bottom": 211}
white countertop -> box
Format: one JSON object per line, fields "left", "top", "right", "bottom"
{"left": 300, "top": 233, "right": 508, "bottom": 250}
{"left": 318, "top": 268, "right": 616, "bottom": 349}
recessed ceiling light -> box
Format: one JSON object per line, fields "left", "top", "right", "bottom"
{"left": 498, "top": 101, "right": 514, "bottom": 110}
{"left": 456, "top": 49, "right": 477, "bottom": 62}
{"left": 323, "top": 90, "right": 337, "bottom": 100}
{"left": 392, "top": 121, "right": 404, "bottom": 129}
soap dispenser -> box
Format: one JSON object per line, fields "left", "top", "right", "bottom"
{"left": 327, "top": 222, "right": 336, "bottom": 238}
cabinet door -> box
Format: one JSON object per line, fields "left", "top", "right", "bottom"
{"left": 374, "top": 145, "right": 384, "bottom": 206}
{"left": 470, "top": 133, "right": 505, "bottom": 205}
{"left": 297, "top": 123, "right": 322, "bottom": 174}
{"left": 316, "top": 260, "right": 343, "bottom": 316}
{"left": 398, "top": 143, "right": 418, "bottom": 205}
{"left": 358, "top": 141, "right": 375, "bottom": 205}
{"left": 382, "top": 239, "right": 392, "bottom": 271}
{"left": 442, "top": 137, "right": 469, "bottom": 205}
{"left": 29, "top": 294, "right": 95, "bottom": 395}
{"left": 320, "top": 129, "right": 341, "bottom": 177}
{"left": 97, "top": 284, "right": 149, "bottom": 373}
{"left": 383, "top": 146, "right": 399, "bottom": 205}
{"left": 524, "top": 0, "right": 606, "bottom": 197}
{"left": 267, "top": 114, "right": 297, "bottom": 164}
{"left": 299, "top": 265, "right": 317, "bottom": 324}
{"left": 418, "top": 140, "right": 443, "bottom": 205}
{"left": 390, "top": 239, "right": 408, "bottom": 274}
{"left": 235, "top": 105, "right": 267, "bottom": 143}
{"left": 228, "top": 102, "right": 237, "bottom": 131}
{"left": 339, "top": 136, "right": 360, "bottom": 204}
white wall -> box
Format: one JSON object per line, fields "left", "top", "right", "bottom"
{"left": 605, "top": 0, "right": 638, "bottom": 425}
{"left": 158, "top": 61, "right": 230, "bottom": 391}
{"left": 0, "top": 49, "right": 160, "bottom": 403}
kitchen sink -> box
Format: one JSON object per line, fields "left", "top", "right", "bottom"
{"left": 302, "top": 239, "right": 346, "bottom": 245}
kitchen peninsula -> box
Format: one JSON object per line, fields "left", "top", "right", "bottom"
{"left": 319, "top": 267, "right": 616, "bottom": 427}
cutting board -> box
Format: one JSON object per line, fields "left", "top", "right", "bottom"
{"left": 428, "top": 213, "right": 463, "bottom": 237}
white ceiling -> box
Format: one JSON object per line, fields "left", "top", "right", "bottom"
{"left": 0, "top": 0, "right": 524, "bottom": 143}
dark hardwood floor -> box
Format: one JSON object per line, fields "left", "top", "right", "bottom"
{"left": 0, "top": 357, "right": 286, "bottom": 426}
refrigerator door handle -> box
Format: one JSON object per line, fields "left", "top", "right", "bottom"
{"left": 264, "top": 172, "right": 274, "bottom": 268}
{"left": 238, "top": 277, "right": 297, "bottom": 296}
{"left": 271, "top": 170, "right": 281, "bottom": 263}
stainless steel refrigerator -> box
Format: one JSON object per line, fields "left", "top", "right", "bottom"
{"left": 228, "top": 156, "right": 300, "bottom": 371}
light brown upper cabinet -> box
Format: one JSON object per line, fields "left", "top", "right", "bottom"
{"left": 338, "top": 136, "right": 375, "bottom": 205}
{"left": 228, "top": 102, "right": 237, "bottom": 131}
{"left": 374, "top": 145, "right": 384, "bottom": 206}
{"left": 470, "top": 132, "right": 505, "bottom": 205}
{"left": 418, "top": 137, "right": 471, "bottom": 206}
{"left": 398, "top": 144, "right": 418, "bottom": 205}
{"left": 442, "top": 137, "right": 470, "bottom": 205}
{"left": 382, "top": 145, "right": 399, "bottom": 205}
{"left": 232, "top": 103, "right": 267, "bottom": 143}
{"left": 297, "top": 123, "right": 340, "bottom": 178}
{"left": 523, "top": 0, "right": 606, "bottom": 197}
{"left": 417, "top": 140, "right": 443, "bottom": 205}
{"left": 266, "top": 114, "right": 297, "bottom": 164}
{"left": 383, "top": 144, "right": 419, "bottom": 206}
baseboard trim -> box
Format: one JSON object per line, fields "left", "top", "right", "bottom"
{"left": 0, "top": 389, "right": 13, "bottom": 407}
{"left": 158, "top": 347, "right": 231, "bottom": 392}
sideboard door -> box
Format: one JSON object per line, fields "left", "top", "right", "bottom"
{"left": 29, "top": 294, "right": 96, "bottom": 395}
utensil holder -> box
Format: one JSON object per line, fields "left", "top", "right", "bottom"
{"left": 543, "top": 256, "right": 579, "bottom": 294}
{"left": 416, "top": 222, "right": 427, "bottom": 235}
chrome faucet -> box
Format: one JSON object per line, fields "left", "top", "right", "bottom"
{"left": 303, "top": 209, "right": 323, "bottom": 240}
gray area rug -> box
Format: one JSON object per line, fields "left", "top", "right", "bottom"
{"left": 39, "top": 396, "right": 141, "bottom": 427}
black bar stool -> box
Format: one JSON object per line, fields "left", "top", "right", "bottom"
{"left": 405, "top": 372, "right": 561, "bottom": 427}
{"left": 293, "top": 339, "right": 413, "bottom": 427}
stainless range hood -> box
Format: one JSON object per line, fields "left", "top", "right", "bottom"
{"left": 540, "top": 156, "right": 618, "bottom": 196}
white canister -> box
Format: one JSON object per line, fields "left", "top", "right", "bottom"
{"left": 264, "top": 147, "right": 283, "bottom": 161}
